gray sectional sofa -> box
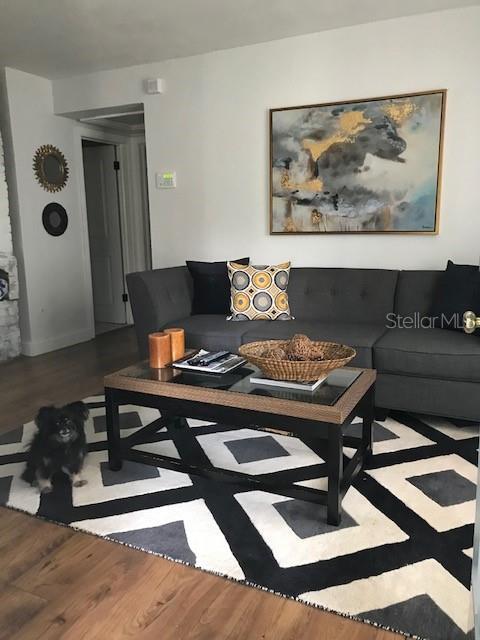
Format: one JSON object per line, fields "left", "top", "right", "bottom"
{"left": 126, "top": 266, "right": 480, "bottom": 422}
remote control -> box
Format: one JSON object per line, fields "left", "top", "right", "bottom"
{"left": 187, "top": 351, "right": 230, "bottom": 367}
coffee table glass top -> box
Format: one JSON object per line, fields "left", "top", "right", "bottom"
{"left": 118, "top": 361, "right": 362, "bottom": 407}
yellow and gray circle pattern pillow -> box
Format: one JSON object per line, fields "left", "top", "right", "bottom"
{"left": 227, "top": 261, "right": 292, "bottom": 320}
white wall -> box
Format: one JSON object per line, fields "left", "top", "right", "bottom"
{"left": 1, "top": 65, "right": 151, "bottom": 356}
{"left": 2, "top": 6, "right": 479, "bottom": 355}
{"left": 53, "top": 6, "right": 480, "bottom": 270}
{"left": 3, "top": 67, "right": 94, "bottom": 355}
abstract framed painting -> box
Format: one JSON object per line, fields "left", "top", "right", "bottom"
{"left": 269, "top": 90, "right": 446, "bottom": 234}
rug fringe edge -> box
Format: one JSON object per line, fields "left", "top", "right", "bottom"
{"left": 3, "top": 501, "right": 426, "bottom": 640}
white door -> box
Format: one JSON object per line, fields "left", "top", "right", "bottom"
{"left": 83, "top": 144, "right": 126, "bottom": 325}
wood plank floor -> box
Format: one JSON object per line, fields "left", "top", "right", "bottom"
{"left": 0, "top": 328, "right": 400, "bottom": 639}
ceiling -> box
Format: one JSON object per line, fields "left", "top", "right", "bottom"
{"left": 80, "top": 112, "right": 145, "bottom": 131}
{"left": 0, "top": 0, "right": 477, "bottom": 79}
{"left": 107, "top": 113, "right": 145, "bottom": 126}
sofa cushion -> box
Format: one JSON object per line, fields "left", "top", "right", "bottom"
{"left": 287, "top": 268, "right": 398, "bottom": 324}
{"left": 242, "top": 321, "right": 387, "bottom": 368}
{"left": 429, "top": 261, "right": 480, "bottom": 331}
{"left": 164, "top": 315, "right": 265, "bottom": 352}
{"left": 186, "top": 257, "right": 249, "bottom": 315}
{"left": 394, "top": 270, "right": 442, "bottom": 318}
{"left": 374, "top": 328, "right": 480, "bottom": 381}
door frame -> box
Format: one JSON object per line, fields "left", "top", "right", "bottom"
{"left": 74, "top": 122, "right": 149, "bottom": 329}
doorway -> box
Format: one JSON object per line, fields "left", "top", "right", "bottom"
{"left": 82, "top": 140, "right": 127, "bottom": 335}
{"left": 80, "top": 111, "right": 151, "bottom": 336}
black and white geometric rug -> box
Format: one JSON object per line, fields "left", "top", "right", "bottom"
{"left": 0, "top": 396, "right": 477, "bottom": 640}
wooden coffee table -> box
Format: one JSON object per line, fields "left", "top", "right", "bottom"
{"left": 104, "top": 361, "right": 376, "bottom": 525}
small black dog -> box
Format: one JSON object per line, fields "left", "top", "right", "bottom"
{"left": 22, "top": 402, "right": 89, "bottom": 493}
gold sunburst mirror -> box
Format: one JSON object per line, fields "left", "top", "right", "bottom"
{"left": 33, "top": 144, "right": 69, "bottom": 193}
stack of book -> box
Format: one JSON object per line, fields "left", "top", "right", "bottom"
{"left": 249, "top": 372, "right": 327, "bottom": 392}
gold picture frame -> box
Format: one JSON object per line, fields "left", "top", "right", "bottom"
{"left": 33, "top": 144, "right": 69, "bottom": 193}
{"left": 269, "top": 89, "right": 446, "bottom": 235}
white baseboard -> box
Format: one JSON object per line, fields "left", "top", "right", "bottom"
{"left": 22, "top": 327, "right": 94, "bottom": 357}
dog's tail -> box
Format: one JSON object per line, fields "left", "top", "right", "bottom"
{"left": 21, "top": 462, "right": 36, "bottom": 485}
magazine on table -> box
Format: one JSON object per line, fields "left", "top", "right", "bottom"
{"left": 249, "top": 372, "right": 327, "bottom": 392}
{"left": 172, "top": 349, "right": 247, "bottom": 374}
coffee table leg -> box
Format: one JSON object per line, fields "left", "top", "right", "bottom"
{"left": 362, "top": 385, "right": 375, "bottom": 464}
{"left": 327, "top": 426, "right": 343, "bottom": 526}
{"left": 106, "top": 388, "right": 122, "bottom": 471}
{"left": 172, "top": 416, "right": 189, "bottom": 430}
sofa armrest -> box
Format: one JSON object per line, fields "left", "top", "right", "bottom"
{"left": 126, "top": 266, "right": 193, "bottom": 357}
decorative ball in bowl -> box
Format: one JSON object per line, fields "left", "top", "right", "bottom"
{"left": 239, "top": 334, "right": 356, "bottom": 383}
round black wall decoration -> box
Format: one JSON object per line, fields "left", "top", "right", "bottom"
{"left": 42, "top": 202, "right": 68, "bottom": 236}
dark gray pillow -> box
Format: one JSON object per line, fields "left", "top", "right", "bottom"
{"left": 430, "top": 260, "right": 480, "bottom": 331}
{"left": 186, "top": 258, "right": 249, "bottom": 315}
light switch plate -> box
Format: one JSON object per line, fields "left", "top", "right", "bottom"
{"left": 156, "top": 171, "right": 176, "bottom": 189}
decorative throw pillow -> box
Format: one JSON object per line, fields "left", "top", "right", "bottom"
{"left": 227, "top": 261, "right": 292, "bottom": 320}
{"left": 186, "top": 258, "right": 249, "bottom": 315}
{"left": 430, "top": 260, "right": 480, "bottom": 331}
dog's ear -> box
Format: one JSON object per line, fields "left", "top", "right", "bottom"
{"left": 64, "top": 401, "right": 89, "bottom": 422}
{"left": 35, "top": 406, "right": 56, "bottom": 432}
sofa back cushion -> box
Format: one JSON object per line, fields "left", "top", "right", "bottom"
{"left": 287, "top": 268, "right": 399, "bottom": 324}
{"left": 394, "top": 270, "right": 443, "bottom": 319}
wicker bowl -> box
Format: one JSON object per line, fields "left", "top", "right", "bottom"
{"left": 239, "top": 340, "right": 356, "bottom": 382}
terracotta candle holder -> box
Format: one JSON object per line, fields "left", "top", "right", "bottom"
{"left": 164, "top": 328, "right": 185, "bottom": 362}
{"left": 149, "top": 332, "right": 172, "bottom": 369}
